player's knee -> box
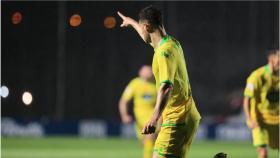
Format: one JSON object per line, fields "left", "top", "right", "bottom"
{"left": 257, "top": 148, "right": 267, "bottom": 158}
{"left": 152, "top": 152, "right": 159, "bottom": 158}
{"left": 152, "top": 152, "right": 173, "bottom": 158}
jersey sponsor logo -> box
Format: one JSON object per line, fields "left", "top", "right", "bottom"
{"left": 142, "top": 94, "right": 152, "bottom": 100}
{"left": 160, "top": 52, "right": 169, "bottom": 58}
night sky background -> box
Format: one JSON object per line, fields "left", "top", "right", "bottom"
{"left": 2, "top": 1, "right": 279, "bottom": 121}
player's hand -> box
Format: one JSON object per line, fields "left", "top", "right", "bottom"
{"left": 121, "top": 115, "right": 133, "bottom": 124}
{"left": 247, "top": 120, "right": 259, "bottom": 129}
{"left": 117, "top": 11, "right": 135, "bottom": 27}
{"left": 142, "top": 119, "right": 156, "bottom": 134}
{"left": 250, "top": 120, "right": 259, "bottom": 129}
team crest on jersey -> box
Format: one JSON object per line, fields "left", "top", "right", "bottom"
{"left": 160, "top": 52, "right": 169, "bottom": 58}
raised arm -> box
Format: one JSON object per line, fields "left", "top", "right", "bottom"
{"left": 117, "top": 11, "right": 151, "bottom": 44}
{"left": 142, "top": 83, "right": 172, "bottom": 134}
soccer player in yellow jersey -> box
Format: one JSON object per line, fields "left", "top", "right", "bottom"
{"left": 118, "top": 5, "right": 201, "bottom": 158}
{"left": 243, "top": 48, "right": 279, "bottom": 158}
{"left": 119, "top": 65, "right": 157, "bottom": 158}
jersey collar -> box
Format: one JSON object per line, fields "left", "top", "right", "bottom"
{"left": 159, "top": 35, "right": 170, "bottom": 47}
{"left": 264, "top": 64, "right": 272, "bottom": 76}
{"left": 154, "top": 35, "right": 171, "bottom": 52}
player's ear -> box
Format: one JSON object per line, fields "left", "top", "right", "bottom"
{"left": 144, "top": 23, "right": 154, "bottom": 33}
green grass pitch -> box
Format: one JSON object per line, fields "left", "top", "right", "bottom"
{"left": 1, "top": 137, "right": 279, "bottom": 158}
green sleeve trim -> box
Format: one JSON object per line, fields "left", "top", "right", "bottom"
{"left": 161, "top": 123, "right": 185, "bottom": 127}
{"left": 160, "top": 80, "right": 173, "bottom": 86}
{"left": 154, "top": 149, "right": 180, "bottom": 158}
{"left": 264, "top": 64, "right": 272, "bottom": 75}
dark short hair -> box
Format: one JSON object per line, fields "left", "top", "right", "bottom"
{"left": 266, "top": 48, "right": 279, "bottom": 57}
{"left": 139, "top": 5, "right": 163, "bottom": 26}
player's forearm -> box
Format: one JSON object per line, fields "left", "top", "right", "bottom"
{"left": 129, "top": 19, "right": 151, "bottom": 43}
{"left": 119, "top": 99, "right": 129, "bottom": 116}
{"left": 118, "top": 11, "right": 151, "bottom": 43}
{"left": 151, "top": 83, "right": 172, "bottom": 122}
{"left": 243, "top": 97, "right": 251, "bottom": 121}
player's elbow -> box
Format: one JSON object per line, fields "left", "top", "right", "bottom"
{"left": 119, "top": 98, "right": 126, "bottom": 107}
{"left": 159, "top": 83, "right": 173, "bottom": 97}
{"left": 119, "top": 99, "right": 125, "bottom": 107}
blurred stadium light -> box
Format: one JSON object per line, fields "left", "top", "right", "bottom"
{"left": 0, "top": 85, "right": 9, "bottom": 98}
{"left": 69, "top": 14, "right": 82, "bottom": 27}
{"left": 22, "top": 91, "right": 33, "bottom": 105}
{"left": 11, "top": 11, "right": 22, "bottom": 25}
{"left": 104, "top": 16, "right": 116, "bottom": 29}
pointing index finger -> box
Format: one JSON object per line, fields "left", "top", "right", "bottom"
{"left": 117, "top": 11, "right": 126, "bottom": 19}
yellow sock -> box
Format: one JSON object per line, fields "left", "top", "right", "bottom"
{"left": 143, "top": 139, "right": 154, "bottom": 158}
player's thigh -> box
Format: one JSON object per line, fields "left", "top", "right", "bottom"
{"left": 252, "top": 127, "right": 268, "bottom": 147}
{"left": 135, "top": 122, "right": 144, "bottom": 140}
{"left": 180, "top": 120, "right": 200, "bottom": 158}
{"left": 266, "top": 124, "right": 279, "bottom": 149}
{"left": 154, "top": 123, "right": 199, "bottom": 158}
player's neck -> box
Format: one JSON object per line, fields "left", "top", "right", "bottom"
{"left": 150, "top": 26, "right": 167, "bottom": 49}
{"left": 141, "top": 77, "right": 151, "bottom": 82}
{"left": 268, "top": 63, "right": 278, "bottom": 75}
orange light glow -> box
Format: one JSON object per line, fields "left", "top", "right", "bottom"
{"left": 12, "top": 12, "right": 22, "bottom": 25}
{"left": 70, "top": 14, "right": 82, "bottom": 27}
{"left": 104, "top": 16, "right": 116, "bottom": 29}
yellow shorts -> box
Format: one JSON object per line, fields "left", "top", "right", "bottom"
{"left": 135, "top": 121, "right": 144, "bottom": 140}
{"left": 154, "top": 120, "right": 200, "bottom": 158}
{"left": 252, "top": 123, "right": 279, "bottom": 149}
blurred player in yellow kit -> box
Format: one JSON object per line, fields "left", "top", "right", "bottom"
{"left": 243, "top": 48, "right": 279, "bottom": 158}
{"left": 118, "top": 5, "right": 201, "bottom": 158}
{"left": 119, "top": 65, "right": 157, "bottom": 158}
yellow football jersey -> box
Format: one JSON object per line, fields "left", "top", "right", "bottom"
{"left": 244, "top": 65, "right": 279, "bottom": 125}
{"left": 121, "top": 77, "right": 157, "bottom": 124}
{"left": 152, "top": 35, "right": 201, "bottom": 125}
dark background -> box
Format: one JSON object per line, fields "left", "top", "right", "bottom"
{"left": 2, "top": 1, "right": 279, "bottom": 121}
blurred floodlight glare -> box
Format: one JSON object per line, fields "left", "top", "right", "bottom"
{"left": 104, "top": 16, "right": 116, "bottom": 29}
{"left": 12, "top": 11, "right": 22, "bottom": 24}
{"left": 22, "top": 91, "right": 33, "bottom": 105}
{"left": 70, "top": 14, "right": 82, "bottom": 27}
{"left": 0, "top": 86, "right": 9, "bottom": 98}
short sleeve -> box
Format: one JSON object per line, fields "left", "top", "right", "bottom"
{"left": 121, "top": 80, "right": 135, "bottom": 101}
{"left": 157, "top": 50, "right": 176, "bottom": 86}
{"left": 244, "top": 73, "right": 259, "bottom": 98}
